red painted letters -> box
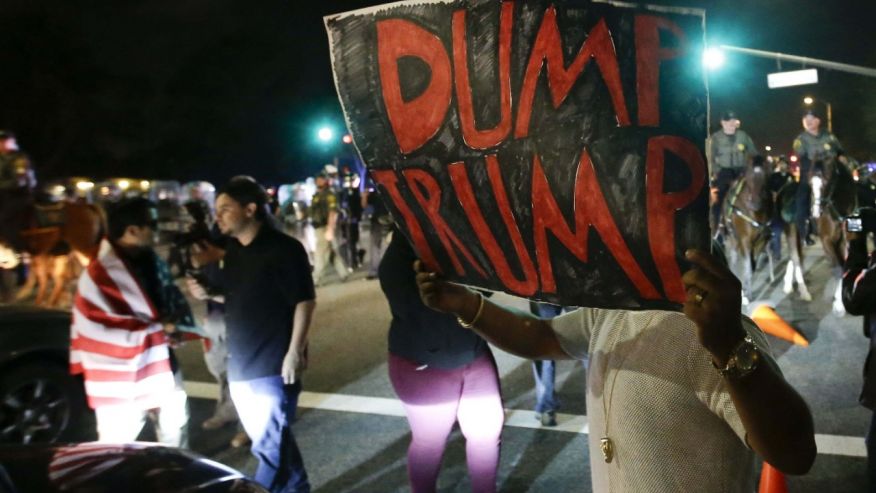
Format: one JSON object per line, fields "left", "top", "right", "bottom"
{"left": 645, "top": 136, "right": 706, "bottom": 302}
{"left": 448, "top": 157, "right": 539, "bottom": 296}
{"left": 452, "top": 2, "right": 514, "bottom": 149}
{"left": 403, "top": 169, "right": 488, "bottom": 278}
{"left": 515, "top": 10, "right": 631, "bottom": 138}
{"left": 377, "top": 19, "right": 453, "bottom": 154}
{"left": 364, "top": 6, "right": 707, "bottom": 306}
{"left": 634, "top": 15, "right": 687, "bottom": 127}
{"left": 370, "top": 170, "right": 441, "bottom": 272}
{"left": 532, "top": 151, "right": 661, "bottom": 298}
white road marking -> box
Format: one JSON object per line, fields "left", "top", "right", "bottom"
{"left": 814, "top": 433, "right": 867, "bottom": 458}
{"left": 183, "top": 381, "right": 862, "bottom": 458}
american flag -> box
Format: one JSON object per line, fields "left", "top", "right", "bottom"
{"left": 48, "top": 443, "right": 135, "bottom": 488}
{"left": 70, "top": 239, "right": 176, "bottom": 410}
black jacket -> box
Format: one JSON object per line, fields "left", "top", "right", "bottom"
{"left": 379, "top": 232, "right": 488, "bottom": 369}
{"left": 842, "top": 237, "right": 876, "bottom": 410}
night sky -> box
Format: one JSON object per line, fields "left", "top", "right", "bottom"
{"left": 2, "top": 0, "right": 874, "bottom": 185}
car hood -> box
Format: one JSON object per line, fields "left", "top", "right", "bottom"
{"left": 0, "top": 442, "right": 265, "bottom": 493}
{"left": 0, "top": 305, "right": 70, "bottom": 327}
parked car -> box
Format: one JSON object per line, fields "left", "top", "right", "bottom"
{"left": 0, "top": 305, "right": 95, "bottom": 445}
{"left": 0, "top": 442, "right": 267, "bottom": 492}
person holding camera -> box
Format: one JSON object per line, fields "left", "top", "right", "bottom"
{"left": 841, "top": 207, "right": 876, "bottom": 490}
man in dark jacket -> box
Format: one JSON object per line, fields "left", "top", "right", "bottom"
{"left": 842, "top": 207, "right": 876, "bottom": 491}
{"left": 188, "top": 178, "right": 315, "bottom": 493}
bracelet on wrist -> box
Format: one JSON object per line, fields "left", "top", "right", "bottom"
{"left": 457, "top": 293, "right": 485, "bottom": 329}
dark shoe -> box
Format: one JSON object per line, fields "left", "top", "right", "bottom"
{"left": 537, "top": 411, "right": 557, "bottom": 427}
{"left": 805, "top": 236, "right": 816, "bottom": 246}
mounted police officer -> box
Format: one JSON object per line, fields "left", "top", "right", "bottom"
{"left": 792, "top": 109, "right": 846, "bottom": 244}
{"left": 708, "top": 111, "right": 756, "bottom": 236}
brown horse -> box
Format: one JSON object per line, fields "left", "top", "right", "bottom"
{"left": 812, "top": 157, "right": 857, "bottom": 314}
{"left": 16, "top": 201, "right": 104, "bottom": 306}
{"left": 723, "top": 161, "right": 775, "bottom": 304}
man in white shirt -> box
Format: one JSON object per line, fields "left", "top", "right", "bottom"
{"left": 415, "top": 249, "right": 815, "bottom": 491}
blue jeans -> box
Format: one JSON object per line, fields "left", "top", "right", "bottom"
{"left": 769, "top": 218, "right": 784, "bottom": 260}
{"left": 529, "top": 302, "right": 564, "bottom": 414}
{"left": 532, "top": 360, "right": 559, "bottom": 414}
{"left": 229, "top": 376, "right": 310, "bottom": 493}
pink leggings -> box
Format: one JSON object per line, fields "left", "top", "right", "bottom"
{"left": 388, "top": 352, "right": 504, "bottom": 493}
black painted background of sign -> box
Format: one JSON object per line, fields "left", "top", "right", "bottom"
{"left": 326, "top": 0, "right": 708, "bottom": 310}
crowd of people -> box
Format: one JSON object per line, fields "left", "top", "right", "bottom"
{"left": 58, "top": 171, "right": 818, "bottom": 493}
{"left": 1, "top": 106, "right": 876, "bottom": 493}
{"left": 276, "top": 164, "right": 393, "bottom": 285}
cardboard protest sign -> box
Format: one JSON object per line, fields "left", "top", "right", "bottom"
{"left": 326, "top": 0, "right": 708, "bottom": 310}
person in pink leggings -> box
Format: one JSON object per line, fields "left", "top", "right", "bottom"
{"left": 379, "top": 230, "right": 504, "bottom": 493}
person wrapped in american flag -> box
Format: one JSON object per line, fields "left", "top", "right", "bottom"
{"left": 70, "top": 198, "right": 202, "bottom": 446}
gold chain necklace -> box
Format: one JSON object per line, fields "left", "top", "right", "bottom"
{"left": 599, "top": 311, "right": 659, "bottom": 464}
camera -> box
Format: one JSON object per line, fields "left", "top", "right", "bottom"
{"left": 845, "top": 207, "right": 876, "bottom": 233}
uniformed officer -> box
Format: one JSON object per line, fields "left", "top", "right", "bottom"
{"left": 310, "top": 169, "right": 348, "bottom": 285}
{"left": 708, "top": 111, "right": 757, "bottom": 234}
{"left": 792, "top": 109, "right": 846, "bottom": 244}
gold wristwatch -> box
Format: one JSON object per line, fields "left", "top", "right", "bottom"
{"left": 713, "top": 335, "right": 760, "bottom": 379}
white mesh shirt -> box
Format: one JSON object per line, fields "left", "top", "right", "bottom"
{"left": 551, "top": 308, "right": 774, "bottom": 492}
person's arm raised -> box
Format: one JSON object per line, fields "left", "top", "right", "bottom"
{"left": 414, "top": 260, "right": 571, "bottom": 361}
{"left": 682, "top": 249, "right": 816, "bottom": 475}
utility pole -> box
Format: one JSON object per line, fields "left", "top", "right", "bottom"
{"left": 720, "top": 45, "right": 876, "bottom": 79}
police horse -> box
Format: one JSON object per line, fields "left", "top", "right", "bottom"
{"left": 776, "top": 182, "right": 813, "bottom": 302}
{"left": 15, "top": 201, "right": 104, "bottom": 306}
{"left": 722, "top": 159, "right": 776, "bottom": 304}
{"left": 811, "top": 157, "right": 857, "bottom": 314}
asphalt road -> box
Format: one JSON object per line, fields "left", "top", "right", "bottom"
{"left": 170, "top": 241, "right": 870, "bottom": 493}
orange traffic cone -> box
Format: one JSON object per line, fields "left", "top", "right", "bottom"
{"left": 758, "top": 461, "right": 788, "bottom": 493}
{"left": 751, "top": 304, "right": 809, "bottom": 347}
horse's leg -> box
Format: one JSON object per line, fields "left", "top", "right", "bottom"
{"left": 792, "top": 228, "right": 812, "bottom": 301}
{"left": 742, "top": 241, "right": 753, "bottom": 305}
{"left": 795, "top": 262, "right": 812, "bottom": 301}
{"left": 15, "top": 259, "right": 36, "bottom": 301}
{"left": 783, "top": 226, "right": 796, "bottom": 294}
{"left": 830, "top": 223, "right": 847, "bottom": 315}
{"left": 783, "top": 258, "right": 795, "bottom": 295}
{"left": 33, "top": 255, "right": 49, "bottom": 305}
{"left": 48, "top": 255, "right": 68, "bottom": 307}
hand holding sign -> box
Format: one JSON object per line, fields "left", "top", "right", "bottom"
{"left": 414, "top": 259, "right": 478, "bottom": 317}
{"left": 681, "top": 249, "right": 747, "bottom": 366}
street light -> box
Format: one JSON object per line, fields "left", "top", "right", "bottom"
{"left": 803, "top": 96, "right": 833, "bottom": 133}
{"left": 317, "top": 126, "right": 334, "bottom": 143}
{"left": 765, "top": 145, "right": 772, "bottom": 152}
{"left": 703, "top": 47, "right": 725, "bottom": 70}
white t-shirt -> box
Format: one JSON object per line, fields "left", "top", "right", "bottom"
{"left": 551, "top": 308, "right": 774, "bottom": 492}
